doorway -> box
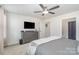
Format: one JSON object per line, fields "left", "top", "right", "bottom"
{"left": 68, "top": 21, "right": 76, "bottom": 40}
{"left": 45, "top": 22, "right": 50, "bottom": 37}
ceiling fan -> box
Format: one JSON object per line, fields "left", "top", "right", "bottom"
{"left": 34, "top": 4, "right": 60, "bottom": 16}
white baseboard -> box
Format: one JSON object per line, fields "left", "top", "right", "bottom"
{"left": 4, "top": 43, "right": 19, "bottom": 48}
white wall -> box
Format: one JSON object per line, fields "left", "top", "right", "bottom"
{"left": 44, "top": 10, "right": 79, "bottom": 41}
{"left": 6, "top": 10, "right": 79, "bottom": 46}
{"left": 44, "top": 17, "right": 62, "bottom": 37}
{"left": 6, "top": 12, "right": 42, "bottom": 46}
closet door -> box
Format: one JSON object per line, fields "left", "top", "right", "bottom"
{"left": 68, "top": 21, "right": 76, "bottom": 40}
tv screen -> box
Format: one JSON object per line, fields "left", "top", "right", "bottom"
{"left": 24, "top": 22, "right": 35, "bottom": 29}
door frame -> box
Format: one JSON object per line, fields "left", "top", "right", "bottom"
{"left": 62, "top": 17, "right": 76, "bottom": 40}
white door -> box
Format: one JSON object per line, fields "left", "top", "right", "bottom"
{"left": 0, "top": 8, "right": 4, "bottom": 54}
{"left": 45, "top": 22, "right": 50, "bottom": 37}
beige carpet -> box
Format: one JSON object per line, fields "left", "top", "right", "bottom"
{"left": 4, "top": 44, "right": 28, "bottom": 55}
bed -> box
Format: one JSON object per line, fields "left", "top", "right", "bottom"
{"left": 26, "top": 36, "right": 61, "bottom": 55}
{"left": 26, "top": 36, "right": 79, "bottom": 55}
{"left": 35, "top": 38, "right": 79, "bottom": 55}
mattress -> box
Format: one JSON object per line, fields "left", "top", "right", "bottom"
{"left": 35, "top": 38, "right": 79, "bottom": 55}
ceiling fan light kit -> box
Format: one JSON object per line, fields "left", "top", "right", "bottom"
{"left": 43, "top": 10, "right": 48, "bottom": 14}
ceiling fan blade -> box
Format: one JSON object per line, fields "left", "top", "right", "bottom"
{"left": 48, "top": 5, "right": 60, "bottom": 11}
{"left": 34, "top": 11, "right": 42, "bottom": 13}
{"left": 39, "top": 4, "right": 45, "bottom": 10}
{"left": 49, "top": 12, "right": 55, "bottom": 14}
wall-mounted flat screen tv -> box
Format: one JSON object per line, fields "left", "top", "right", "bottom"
{"left": 24, "top": 22, "right": 35, "bottom": 29}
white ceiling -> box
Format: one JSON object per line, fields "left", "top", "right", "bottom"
{"left": 2, "top": 4, "right": 79, "bottom": 19}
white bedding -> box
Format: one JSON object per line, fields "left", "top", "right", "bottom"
{"left": 26, "top": 36, "right": 61, "bottom": 55}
